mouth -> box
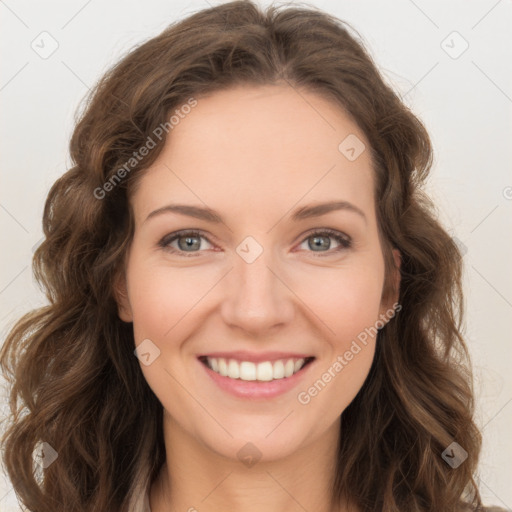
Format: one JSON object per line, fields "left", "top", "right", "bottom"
{"left": 197, "top": 354, "right": 316, "bottom": 399}
{"left": 198, "top": 355, "right": 315, "bottom": 381}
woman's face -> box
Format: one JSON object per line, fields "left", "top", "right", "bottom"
{"left": 117, "top": 84, "right": 399, "bottom": 462}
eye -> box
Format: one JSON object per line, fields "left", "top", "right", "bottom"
{"left": 158, "top": 228, "right": 352, "bottom": 258}
{"left": 158, "top": 230, "right": 214, "bottom": 257}
{"left": 296, "top": 228, "right": 352, "bottom": 256}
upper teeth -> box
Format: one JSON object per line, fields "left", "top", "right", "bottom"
{"left": 206, "top": 357, "right": 307, "bottom": 381}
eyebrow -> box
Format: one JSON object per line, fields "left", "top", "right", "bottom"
{"left": 144, "top": 200, "right": 367, "bottom": 224}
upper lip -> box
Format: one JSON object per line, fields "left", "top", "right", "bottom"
{"left": 198, "top": 351, "right": 315, "bottom": 363}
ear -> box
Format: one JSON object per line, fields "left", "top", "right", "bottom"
{"left": 113, "top": 271, "right": 133, "bottom": 323}
{"left": 379, "top": 248, "right": 401, "bottom": 320}
{"left": 390, "top": 248, "right": 401, "bottom": 305}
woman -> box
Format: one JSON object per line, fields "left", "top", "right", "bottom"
{"left": 0, "top": 1, "right": 506, "bottom": 511}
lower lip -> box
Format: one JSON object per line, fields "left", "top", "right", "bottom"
{"left": 199, "top": 358, "right": 314, "bottom": 399}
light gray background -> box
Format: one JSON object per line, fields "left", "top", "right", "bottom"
{"left": 1, "top": 0, "right": 511, "bottom": 510}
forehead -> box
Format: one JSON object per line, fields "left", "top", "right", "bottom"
{"left": 132, "top": 84, "right": 376, "bottom": 224}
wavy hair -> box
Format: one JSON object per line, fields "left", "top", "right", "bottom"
{"left": 1, "top": 1, "right": 488, "bottom": 510}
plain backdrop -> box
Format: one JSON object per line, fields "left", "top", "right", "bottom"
{"left": 1, "top": 0, "right": 511, "bottom": 510}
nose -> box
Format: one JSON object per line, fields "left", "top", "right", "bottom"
{"left": 220, "top": 246, "right": 295, "bottom": 334}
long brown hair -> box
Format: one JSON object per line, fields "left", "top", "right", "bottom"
{"left": 1, "top": 1, "right": 487, "bottom": 510}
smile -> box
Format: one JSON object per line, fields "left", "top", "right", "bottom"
{"left": 199, "top": 356, "right": 315, "bottom": 381}
{"left": 197, "top": 354, "right": 316, "bottom": 399}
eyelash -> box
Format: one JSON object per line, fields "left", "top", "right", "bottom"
{"left": 158, "top": 228, "right": 352, "bottom": 258}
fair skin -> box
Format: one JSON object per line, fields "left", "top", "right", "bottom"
{"left": 116, "top": 84, "right": 400, "bottom": 512}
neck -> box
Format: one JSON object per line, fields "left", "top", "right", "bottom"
{"left": 150, "top": 412, "right": 355, "bottom": 512}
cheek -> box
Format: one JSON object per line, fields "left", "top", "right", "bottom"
{"left": 333, "top": 270, "right": 384, "bottom": 349}
{"left": 289, "top": 258, "right": 385, "bottom": 343}
{"left": 298, "top": 298, "right": 379, "bottom": 418}
{"left": 126, "top": 254, "right": 205, "bottom": 406}
{"left": 126, "top": 256, "right": 210, "bottom": 341}
{"left": 292, "top": 262, "right": 383, "bottom": 408}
